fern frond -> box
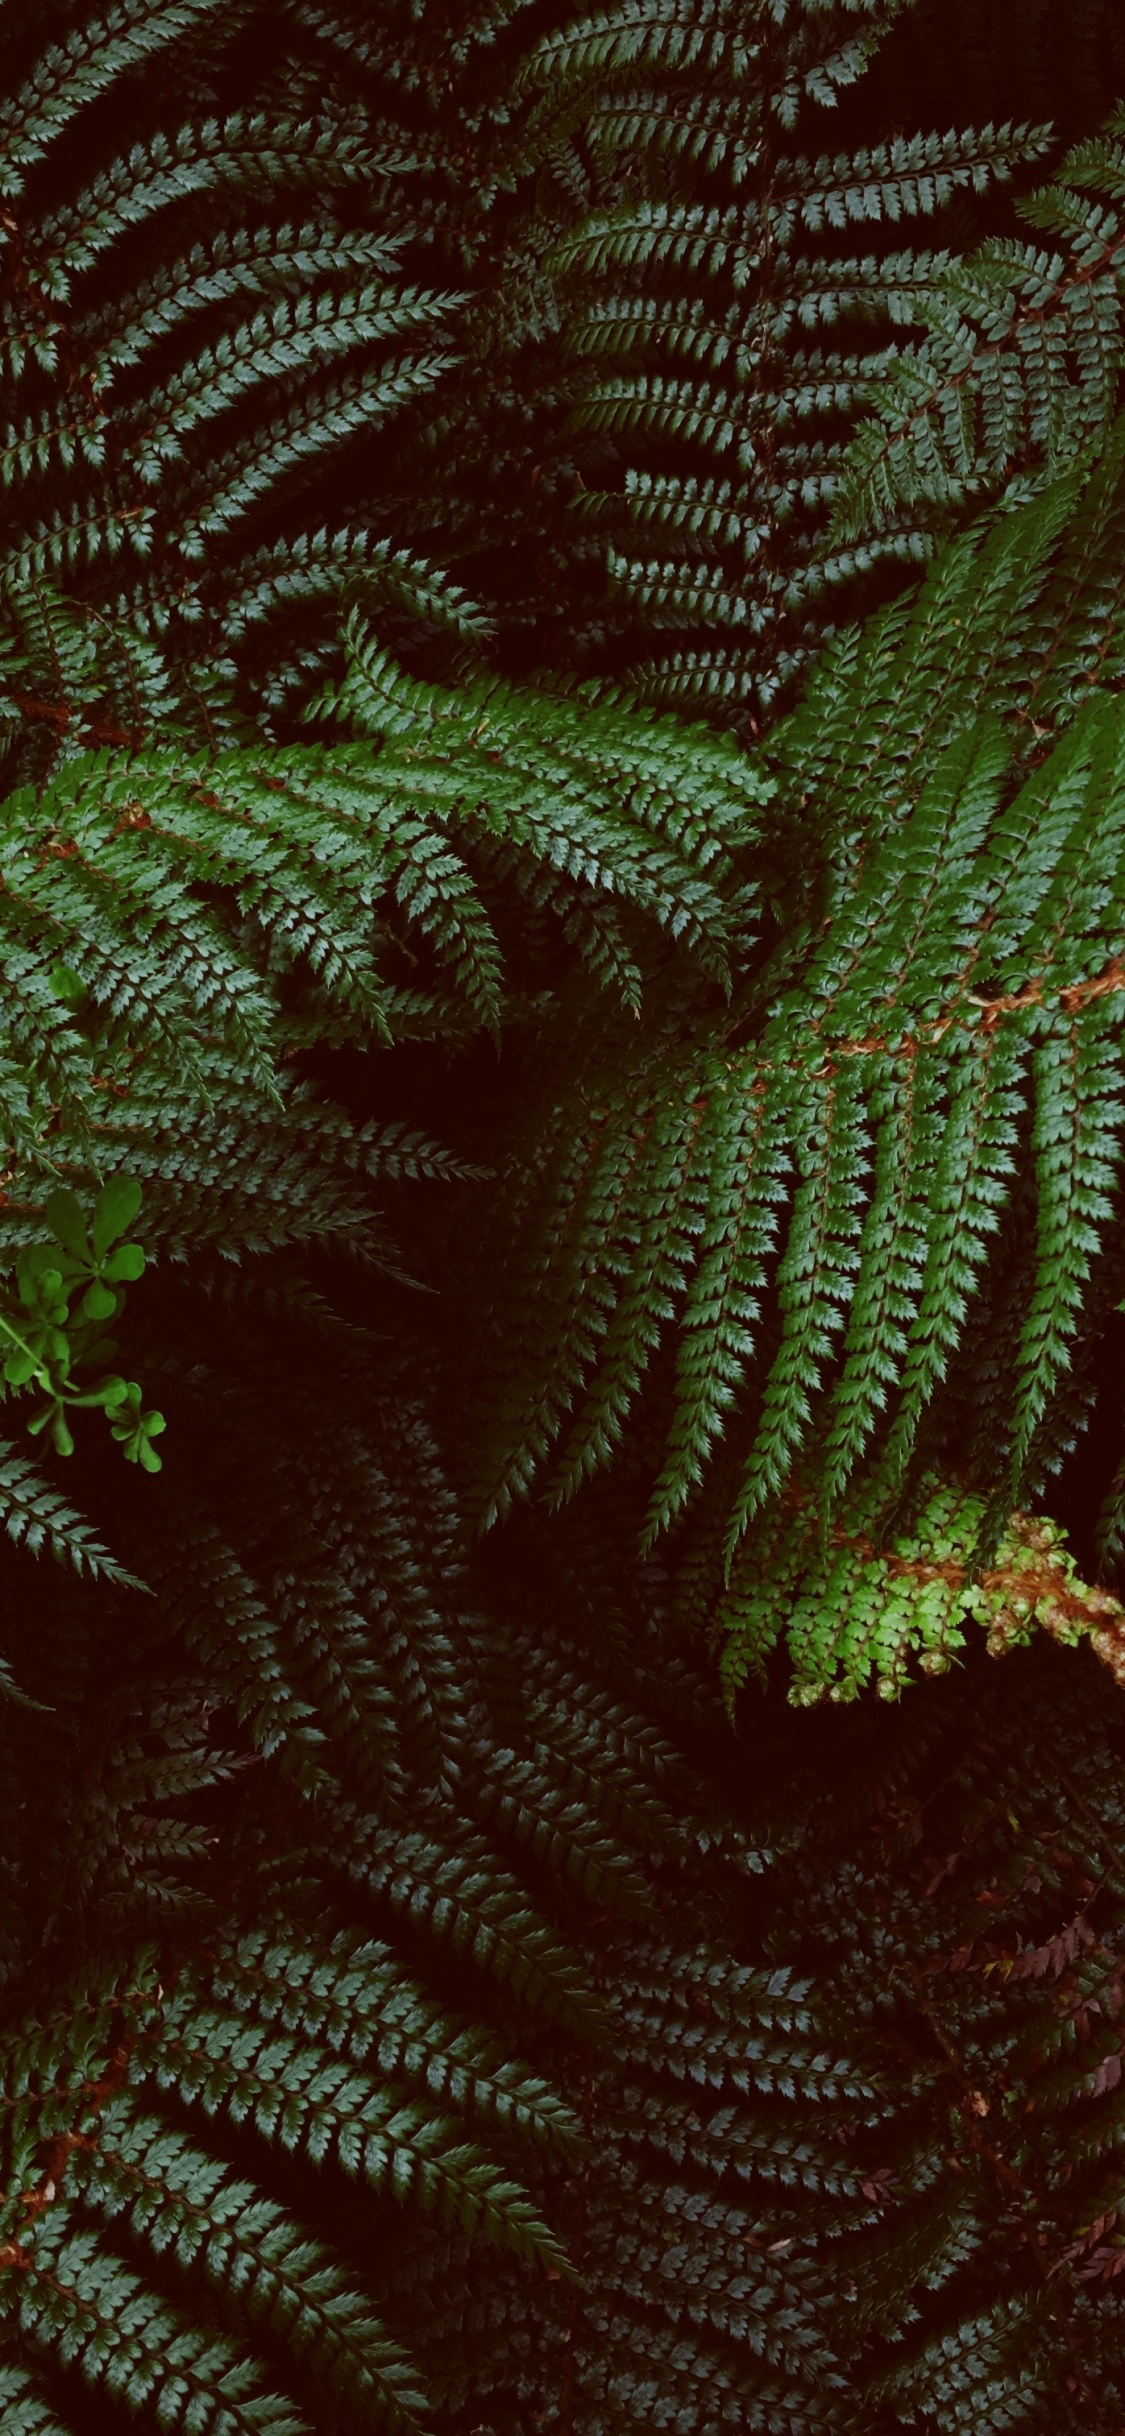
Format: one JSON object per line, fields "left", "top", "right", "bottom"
{"left": 467, "top": 449, "right": 1125, "bottom": 1698}
{"left": 0, "top": 1437, "right": 135, "bottom": 1584}
{"left": 84, "top": 2109, "right": 431, "bottom": 2435}
{"left": 539, "top": 4, "right": 1048, "bottom": 710}
{"left": 833, "top": 118, "right": 1125, "bottom": 547}
{"left": 0, "top": 0, "right": 230, "bottom": 202}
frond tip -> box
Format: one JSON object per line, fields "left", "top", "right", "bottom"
{"left": 720, "top": 1478, "right": 1125, "bottom": 1706}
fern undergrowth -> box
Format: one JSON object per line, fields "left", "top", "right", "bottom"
{"left": 5, "top": 2, "right": 1125, "bottom": 2431}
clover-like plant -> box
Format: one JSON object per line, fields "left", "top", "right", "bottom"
{"left": 0, "top": 1177, "right": 165, "bottom": 1467}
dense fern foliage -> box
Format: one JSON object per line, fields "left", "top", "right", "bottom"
{"left": 538, "top": 6, "right": 1048, "bottom": 718}
{"left": 466, "top": 433, "right": 1125, "bottom": 1694}
{"left": 0, "top": 622, "right": 757, "bottom": 1593}
{"left": 5, "top": 2, "right": 1125, "bottom": 2432}
{"left": 0, "top": 0, "right": 538, "bottom": 713}
{"left": 512, "top": 0, "right": 1125, "bottom": 722}
{"left": 833, "top": 117, "right": 1125, "bottom": 550}
{"left": 6, "top": 0, "right": 1125, "bottom": 729}
{"left": 8, "top": 1577, "right": 1125, "bottom": 2431}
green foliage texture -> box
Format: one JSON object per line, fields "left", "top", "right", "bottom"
{"left": 5, "top": 2, "right": 1125, "bottom": 2432}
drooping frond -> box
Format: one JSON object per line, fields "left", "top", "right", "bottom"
{"left": 0, "top": 628, "right": 748, "bottom": 1230}
{"left": 721, "top": 1479, "right": 1125, "bottom": 1704}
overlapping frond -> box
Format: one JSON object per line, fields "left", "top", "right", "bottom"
{"left": 0, "top": 0, "right": 564, "bottom": 709}
{"left": 0, "top": 629, "right": 743, "bottom": 1222}
{"left": 466, "top": 442, "right": 1125, "bottom": 1694}
{"left": 834, "top": 115, "right": 1125, "bottom": 546}
{"left": 6, "top": 1581, "right": 1125, "bottom": 2434}
{"left": 528, "top": 0, "right": 1052, "bottom": 714}
{"left": 5, "top": 9, "right": 1125, "bottom": 2435}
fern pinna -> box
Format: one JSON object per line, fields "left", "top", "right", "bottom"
{"left": 7, "top": 0, "right": 1125, "bottom": 738}
{"left": 0, "top": 542, "right": 1122, "bottom": 2428}
{"left": 0, "top": 626, "right": 750, "bottom": 1586}
{"left": 3, "top": 374, "right": 1125, "bottom": 2436}
{"left": 7, "top": 0, "right": 1125, "bottom": 736}
{"left": 0, "top": 0, "right": 641, "bottom": 712}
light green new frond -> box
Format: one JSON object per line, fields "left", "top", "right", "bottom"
{"left": 468, "top": 459, "right": 1125, "bottom": 1698}
{"left": 717, "top": 1481, "right": 1125, "bottom": 1705}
